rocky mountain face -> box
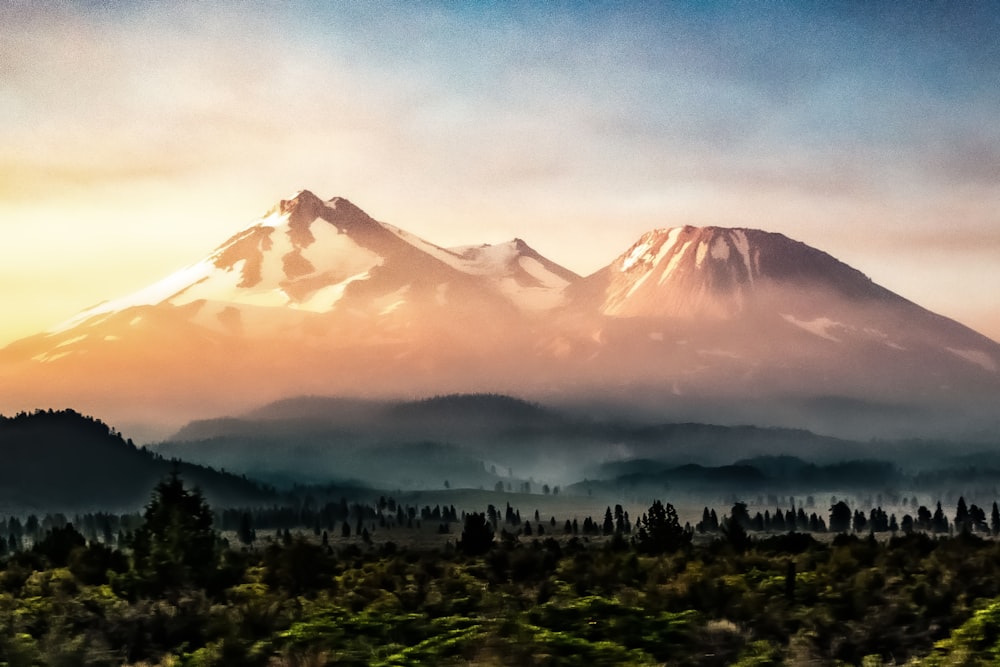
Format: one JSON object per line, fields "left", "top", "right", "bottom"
{"left": 2, "top": 191, "right": 998, "bottom": 439}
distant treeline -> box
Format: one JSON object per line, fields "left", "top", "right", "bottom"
{"left": 5, "top": 475, "right": 1000, "bottom": 664}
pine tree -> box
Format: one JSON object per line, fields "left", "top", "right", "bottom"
{"left": 932, "top": 502, "right": 949, "bottom": 533}
{"left": 634, "top": 500, "right": 691, "bottom": 555}
{"left": 603, "top": 507, "right": 615, "bottom": 535}
{"left": 829, "top": 501, "right": 851, "bottom": 533}
{"left": 955, "top": 496, "right": 970, "bottom": 532}
{"left": 129, "top": 472, "right": 217, "bottom": 593}
{"left": 457, "top": 512, "right": 494, "bottom": 555}
{"left": 237, "top": 512, "right": 255, "bottom": 546}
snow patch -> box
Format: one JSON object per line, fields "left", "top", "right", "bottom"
{"left": 376, "top": 286, "right": 411, "bottom": 316}
{"left": 947, "top": 348, "right": 998, "bottom": 372}
{"left": 446, "top": 242, "right": 569, "bottom": 311}
{"left": 647, "top": 228, "right": 683, "bottom": 269}
{"left": 625, "top": 267, "right": 653, "bottom": 298}
{"left": 620, "top": 239, "right": 654, "bottom": 272}
{"left": 519, "top": 256, "right": 570, "bottom": 290}
{"left": 51, "top": 260, "right": 217, "bottom": 332}
{"left": 695, "top": 241, "right": 709, "bottom": 268}
{"left": 298, "top": 218, "right": 382, "bottom": 278}
{"left": 383, "top": 222, "right": 463, "bottom": 268}
{"left": 781, "top": 314, "right": 844, "bottom": 342}
{"left": 56, "top": 335, "right": 87, "bottom": 348}
{"left": 32, "top": 350, "right": 72, "bottom": 364}
{"left": 173, "top": 258, "right": 287, "bottom": 309}
{"left": 452, "top": 242, "right": 519, "bottom": 274}
{"left": 730, "top": 230, "right": 753, "bottom": 282}
{"left": 380, "top": 300, "right": 406, "bottom": 316}
{"left": 710, "top": 236, "right": 730, "bottom": 261}
{"left": 863, "top": 328, "right": 906, "bottom": 351}
{"left": 659, "top": 240, "right": 693, "bottom": 285}
{"left": 291, "top": 271, "right": 372, "bottom": 312}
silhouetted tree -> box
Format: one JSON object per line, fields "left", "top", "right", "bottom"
{"left": 634, "top": 500, "right": 691, "bottom": 555}
{"left": 829, "top": 501, "right": 851, "bottom": 533}
{"left": 721, "top": 512, "right": 751, "bottom": 553}
{"left": 129, "top": 472, "right": 217, "bottom": 593}
{"left": 917, "top": 505, "right": 932, "bottom": 531}
{"left": 458, "top": 512, "right": 494, "bottom": 556}
{"left": 33, "top": 523, "right": 85, "bottom": 567}
{"left": 932, "top": 502, "right": 949, "bottom": 533}
{"left": 955, "top": 497, "right": 970, "bottom": 532}
{"left": 237, "top": 512, "right": 255, "bottom": 546}
{"left": 263, "top": 536, "right": 333, "bottom": 596}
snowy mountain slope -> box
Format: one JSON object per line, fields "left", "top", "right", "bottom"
{"left": 569, "top": 226, "right": 897, "bottom": 319}
{"left": 561, "top": 224, "right": 999, "bottom": 373}
{"left": 53, "top": 191, "right": 570, "bottom": 335}
{"left": 1, "top": 191, "right": 998, "bottom": 439}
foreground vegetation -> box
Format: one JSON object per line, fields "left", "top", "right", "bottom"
{"left": 5, "top": 476, "right": 1000, "bottom": 665}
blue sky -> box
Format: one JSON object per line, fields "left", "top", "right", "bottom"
{"left": 1, "top": 1, "right": 998, "bottom": 342}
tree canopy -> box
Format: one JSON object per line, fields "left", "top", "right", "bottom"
{"left": 129, "top": 472, "right": 218, "bottom": 594}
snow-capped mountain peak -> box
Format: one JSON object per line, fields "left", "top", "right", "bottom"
{"left": 598, "top": 226, "right": 762, "bottom": 318}
{"left": 51, "top": 191, "right": 581, "bottom": 338}
{"left": 6, "top": 194, "right": 1000, "bottom": 441}
{"left": 591, "top": 225, "right": 894, "bottom": 319}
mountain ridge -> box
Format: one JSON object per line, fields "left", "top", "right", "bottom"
{"left": 2, "top": 190, "right": 998, "bottom": 440}
{"left": 0, "top": 409, "right": 275, "bottom": 511}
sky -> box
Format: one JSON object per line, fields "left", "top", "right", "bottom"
{"left": 2, "top": 1, "right": 999, "bottom": 345}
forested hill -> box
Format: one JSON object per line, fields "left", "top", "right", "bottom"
{"left": 0, "top": 409, "right": 275, "bottom": 511}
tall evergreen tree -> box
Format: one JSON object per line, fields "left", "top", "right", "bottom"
{"left": 932, "top": 502, "right": 949, "bottom": 533}
{"left": 829, "top": 501, "right": 851, "bottom": 533}
{"left": 634, "top": 500, "right": 691, "bottom": 555}
{"left": 457, "top": 512, "right": 494, "bottom": 555}
{"left": 237, "top": 512, "right": 256, "bottom": 546}
{"left": 130, "top": 472, "right": 217, "bottom": 593}
{"left": 603, "top": 507, "right": 614, "bottom": 535}
{"left": 955, "top": 497, "right": 970, "bottom": 532}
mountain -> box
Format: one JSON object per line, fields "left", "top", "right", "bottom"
{"left": 2, "top": 192, "right": 998, "bottom": 440}
{"left": 49, "top": 190, "right": 575, "bottom": 329}
{"left": 152, "top": 392, "right": 908, "bottom": 489}
{"left": 0, "top": 409, "right": 275, "bottom": 511}
{"left": 0, "top": 191, "right": 576, "bottom": 433}
{"left": 557, "top": 225, "right": 1000, "bottom": 436}
{"left": 571, "top": 226, "right": 898, "bottom": 318}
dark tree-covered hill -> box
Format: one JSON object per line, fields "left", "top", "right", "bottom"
{"left": 0, "top": 409, "right": 274, "bottom": 511}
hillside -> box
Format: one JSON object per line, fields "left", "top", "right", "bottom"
{"left": 0, "top": 409, "right": 275, "bottom": 512}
